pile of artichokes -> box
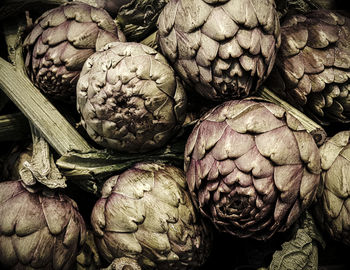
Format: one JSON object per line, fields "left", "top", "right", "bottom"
{"left": 1, "top": 0, "right": 350, "bottom": 269}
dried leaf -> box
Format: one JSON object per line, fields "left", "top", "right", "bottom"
{"left": 268, "top": 212, "right": 325, "bottom": 270}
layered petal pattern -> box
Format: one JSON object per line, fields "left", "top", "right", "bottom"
{"left": 313, "top": 131, "right": 350, "bottom": 245}
{"left": 91, "top": 162, "right": 211, "bottom": 269}
{"left": 23, "top": 2, "right": 125, "bottom": 102}
{"left": 267, "top": 10, "right": 350, "bottom": 124}
{"left": 77, "top": 42, "right": 187, "bottom": 153}
{"left": 184, "top": 98, "right": 321, "bottom": 240}
{"left": 157, "top": 0, "right": 281, "bottom": 101}
{"left": 0, "top": 180, "right": 86, "bottom": 269}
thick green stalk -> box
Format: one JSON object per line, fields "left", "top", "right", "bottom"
{"left": 0, "top": 58, "right": 92, "bottom": 155}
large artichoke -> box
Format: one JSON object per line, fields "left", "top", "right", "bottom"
{"left": 77, "top": 41, "right": 187, "bottom": 153}
{"left": 0, "top": 180, "right": 86, "bottom": 269}
{"left": 313, "top": 131, "right": 350, "bottom": 246}
{"left": 267, "top": 10, "right": 350, "bottom": 125}
{"left": 91, "top": 162, "right": 212, "bottom": 269}
{"left": 23, "top": 2, "right": 126, "bottom": 102}
{"left": 157, "top": 0, "right": 281, "bottom": 101}
{"left": 184, "top": 98, "right": 321, "bottom": 240}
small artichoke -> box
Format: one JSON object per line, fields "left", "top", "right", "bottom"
{"left": 267, "top": 10, "right": 350, "bottom": 125}
{"left": 313, "top": 131, "right": 350, "bottom": 246}
{"left": 77, "top": 41, "right": 187, "bottom": 153}
{"left": 91, "top": 162, "right": 212, "bottom": 269}
{"left": 74, "top": 0, "right": 132, "bottom": 16}
{"left": 116, "top": 0, "right": 169, "bottom": 40}
{"left": 184, "top": 98, "right": 321, "bottom": 240}
{"left": 76, "top": 0, "right": 168, "bottom": 40}
{"left": 157, "top": 0, "right": 281, "bottom": 101}
{"left": 0, "top": 180, "right": 86, "bottom": 269}
{"left": 23, "top": 2, "right": 126, "bottom": 102}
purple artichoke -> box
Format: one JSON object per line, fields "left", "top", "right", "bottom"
{"left": 267, "top": 10, "right": 350, "bottom": 124}
{"left": 184, "top": 98, "right": 321, "bottom": 240}
{"left": 157, "top": 0, "right": 281, "bottom": 101}
{"left": 91, "top": 162, "right": 211, "bottom": 269}
{"left": 76, "top": 41, "right": 187, "bottom": 153}
{"left": 23, "top": 2, "right": 126, "bottom": 102}
{"left": 0, "top": 180, "right": 86, "bottom": 269}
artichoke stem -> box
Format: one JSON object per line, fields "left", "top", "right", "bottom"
{"left": 258, "top": 87, "right": 327, "bottom": 145}
{"left": 19, "top": 123, "right": 67, "bottom": 189}
{"left": 0, "top": 112, "right": 29, "bottom": 142}
{"left": 0, "top": 57, "right": 93, "bottom": 155}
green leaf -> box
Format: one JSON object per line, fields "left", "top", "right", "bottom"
{"left": 268, "top": 212, "right": 325, "bottom": 270}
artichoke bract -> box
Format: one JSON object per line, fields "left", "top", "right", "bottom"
{"left": 267, "top": 10, "right": 350, "bottom": 125}
{"left": 184, "top": 98, "right": 321, "bottom": 240}
{"left": 23, "top": 2, "right": 126, "bottom": 102}
{"left": 313, "top": 131, "right": 350, "bottom": 246}
{"left": 91, "top": 162, "right": 211, "bottom": 269}
{"left": 157, "top": 0, "right": 281, "bottom": 101}
{"left": 0, "top": 180, "right": 86, "bottom": 269}
{"left": 77, "top": 42, "right": 187, "bottom": 153}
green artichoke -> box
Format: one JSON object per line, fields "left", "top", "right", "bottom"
{"left": 76, "top": 41, "right": 187, "bottom": 153}
{"left": 76, "top": 0, "right": 168, "bottom": 40}
{"left": 267, "top": 10, "right": 350, "bottom": 125}
{"left": 313, "top": 131, "right": 350, "bottom": 246}
{"left": 0, "top": 180, "right": 86, "bottom": 269}
{"left": 23, "top": 2, "right": 126, "bottom": 102}
{"left": 91, "top": 162, "right": 212, "bottom": 269}
{"left": 116, "top": 0, "right": 169, "bottom": 40}
{"left": 157, "top": 0, "right": 281, "bottom": 101}
{"left": 74, "top": 0, "right": 132, "bottom": 16}
{"left": 184, "top": 98, "right": 321, "bottom": 240}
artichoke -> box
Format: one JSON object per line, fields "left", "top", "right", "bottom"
{"left": 157, "top": 0, "right": 281, "bottom": 101}
{"left": 74, "top": 0, "right": 132, "bottom": 16}
{"left": 267, "top": 10, "right": 350, "bottom": 125}
{"left": 91, "top": 162, "right": 212, "bottom": 269}
{"left": 116, "top": 0, "right": 169, "bottom": 40}
{"left": 23, "top": 2, "right": 126, "bottom": 102}
{"left": 76, "top": 0, "right": 168, "bottom": 40}
{"left": 0, "top": 180, "right": 86, "bottom": 269}
{"left": 313, "top": 131, "right": 350, "bottom": 246}
{"left": 77, "top": 41, "right": 187, "bottom": 153}
{"left": 184, "top": 98, "right": 321, "bottom": 240}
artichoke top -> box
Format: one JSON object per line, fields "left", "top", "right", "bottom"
{"left": 157, "top": 0, "right": 281, "bottom": 101}
{"left": 77, "top": 41, "right": 187, "bottom": 153}
{"left": 184, "top": 98, "right": 321, "bottom": 240}
{"left": 23, "top": 2, "right": 126, "bottom": 102}
{"left": 116, "top": 0, "right": 169, "bottom": 40}
{"left": 91, "top": 162, "right": 212, "bottom": 269}
{"left": 267, "top": 10, "right": 350, "bottom": 124}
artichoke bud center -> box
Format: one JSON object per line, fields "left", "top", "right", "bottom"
{"left": 228, "top": 195, "right": 249, "bottom": 212}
